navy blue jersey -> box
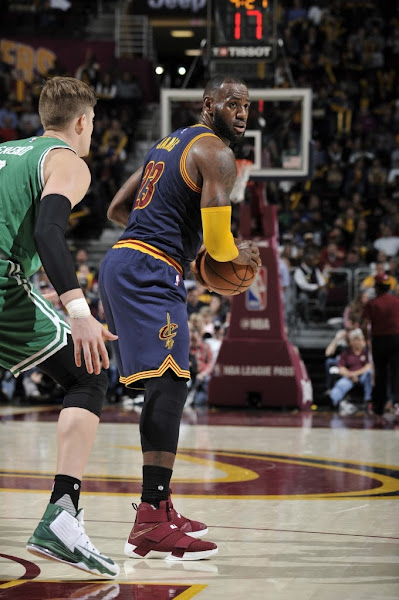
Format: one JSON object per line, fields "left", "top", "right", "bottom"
{"left": 119, "top": 124, "right": 219, "bottom": 276}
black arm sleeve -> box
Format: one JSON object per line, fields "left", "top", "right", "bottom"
{"left": 34, "top": 194, "right": 80, "bottom": 296}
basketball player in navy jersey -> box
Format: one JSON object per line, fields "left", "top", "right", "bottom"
{"left": 99, "top": 75, "right": 261, "bottom": 560}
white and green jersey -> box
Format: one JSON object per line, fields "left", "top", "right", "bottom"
{"left": 0, "top": 136, "right": 74, "bottom": 277}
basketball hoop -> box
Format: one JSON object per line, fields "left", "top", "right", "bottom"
{"left": 230, "top": 159, "right": 253, "bottom": 204}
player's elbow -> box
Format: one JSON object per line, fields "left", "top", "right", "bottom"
{"left": 107, "top": 203, "right": 127, "bottom": 228}
{"left": 106, "top": 205, "right": 115, "bottom": 221}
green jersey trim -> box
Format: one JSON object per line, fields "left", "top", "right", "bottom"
{"left": 37, "top": 144, "right": 77, "bottom": 192}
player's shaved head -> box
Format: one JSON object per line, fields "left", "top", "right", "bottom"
{"left": 203, "top": 75, "right": 247, "bottom": 99}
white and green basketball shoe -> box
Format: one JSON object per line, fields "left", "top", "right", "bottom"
{"left": 26, "top": 503, "right": 119, "bottom": 578}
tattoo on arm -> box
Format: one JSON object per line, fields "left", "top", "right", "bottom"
{"left": 202, "top": 150, "right": 237, "bottom": 208}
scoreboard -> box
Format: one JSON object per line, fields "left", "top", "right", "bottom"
{"left": 210, "top": 0, "right": 277, "bottom": 62}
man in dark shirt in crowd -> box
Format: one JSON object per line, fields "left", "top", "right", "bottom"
{"left": 186, "top": 285, "right": 207, "bottom": 317}
{"left": 293, "top": 250, "right": 327, "bottom": 324}
{"left": 362, "top": 273, "right": 399, "bottom": 419}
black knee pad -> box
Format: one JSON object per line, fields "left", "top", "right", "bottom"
{"left": 62, "top": 369, "right": 108, "bottom": 418}
{"left": 39, "top": 336, "right": 107, "bottom": 418}
{"left": 140, "top": 370, "right": 188, "bottom": 454}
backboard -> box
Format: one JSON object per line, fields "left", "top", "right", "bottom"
{"left": 160, "top": 88, "right": 313, "bottom": 180}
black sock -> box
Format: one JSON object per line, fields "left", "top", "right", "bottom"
{"left": 141, "top": 465, "right": 172, "bottom": 508}
{"left": 50, "top": 474, "right": 81, "bottom": 515}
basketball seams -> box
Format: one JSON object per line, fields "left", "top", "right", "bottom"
{"left": 230, "top": 262, "right": 254, "bottom": 282}
{"left": 201, "top": 252, "right": 255, "bottom": 295}
{"left": 230, "top": 263, "right": 253, "bottom": 295}
{"left": 205, "top": 254, "right": 239, "bottom": 294}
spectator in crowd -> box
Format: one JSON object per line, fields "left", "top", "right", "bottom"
{"left": 0, "top": 115, "right": 18, "bottom": 142}
{"left": 75, "top": 49, "right": 100, "bottom": 88}
{"left": 74, "top": 247, "right": 91, "bottom": 270}
{"left": 373, "top": 222, "right": 399, "bottom": 258}
{"left": 0, "top": 368, "right": 16, "bottom": 402}
{"left": 329, "top": 328, "right": 372, "bottom": 416}
{"left": 0, "top": 99, "right": 18, "bottom": 129}
{"left": 21, "top": 367, "right": 60, "bottom": 404}
{"left": 199, "top": 306, "right": 216, "bottom": 337}
{"left": 115, "top": 71, "right": 142, "bottom": 117}
{"left": 318, "top": 241, "right": 346, "bottom": 276}
{"left": 187, "top": 326, "right": 215, "bottom": 407}
{"left": 188, "top": 311, "right": 206, "bottom": 338}
{"left": 362, "top": 273, "right": 399, "bottom": 419}
{"left": 368, "top": 250, "right": 390, "bottom": 274}
{"left": 187, "top": 285, "right": 208, "bottom": 317}
{"left": 343, "top": 246, "right": 366, "bottom": 274}
{"left": 196, "top": 282, "right": 213, "bottom": 306}
{"left": 208, "top": 293, "right": 228, "bottom": 324}
{"left": 205, "top": 320, "right": 225, "bottom": 363}
{"left": 324, "top": 313, "right": 361, "bottom": 393}
{"left": 351, "top": 217, "right": 369, "bottom": 254}
{"left": 367, "top": 158, "right": 387, "bottom": 200}
{"left": 343, "top": 290, "right": 370, "bottom": 328}
{"left": 294, "top": 250, "right": 327, "bottom": 324}
{"left": 18, "top": 98, "right": 41, "bottom": 137}
{"left": 96, "top": 72, "right": 117, "bottom": 104}
{"left": 360, "top": 261, "right": 398, "bottom": 292}
{"left": 279, "top": 255, "right": 294, "bottom": 326}
{"left": 99, "top": 118, "right": 128, "bottom": 194}
{"left": 279, "top": 232, "right": 302, "bottom": 265}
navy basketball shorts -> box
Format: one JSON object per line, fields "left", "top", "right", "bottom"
{"left": 99, "top": 245, "right": 190, "bottom": 389}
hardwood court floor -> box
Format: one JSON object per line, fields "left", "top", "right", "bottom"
{"left": 1, "top": 403, "right": 398, "bottom": 600}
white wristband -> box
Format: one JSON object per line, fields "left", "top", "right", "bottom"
{"left": 65, "top": 298, "right": 91, "bottom": 319}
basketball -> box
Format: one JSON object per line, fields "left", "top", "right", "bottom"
{"left": 199, "top": 250, "right": 256, "bottom": 296}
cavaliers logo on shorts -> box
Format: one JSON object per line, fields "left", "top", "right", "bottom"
{"left": 159, "top": 312, "right": 178, "bottom": 349}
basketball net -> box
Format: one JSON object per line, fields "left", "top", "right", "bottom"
{"left": 230, "top": 159, "right": 253, "bottom": 204}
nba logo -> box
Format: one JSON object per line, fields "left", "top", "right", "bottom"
{"left": 246, "top": 267, "right": 267, "bottom": 311}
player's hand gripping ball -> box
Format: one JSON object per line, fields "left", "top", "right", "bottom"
{"left": 196, "top": 249, "right": 257, "bottom": 296}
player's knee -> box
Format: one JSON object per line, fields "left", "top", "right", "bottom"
{"left": 63, "top": 369, "right": 108, "bottom": 418}
{"left": 145, "top": 371, "right": 187, "bottom": 409}
{"left": 39, "top": 338, "right": 108, "bottom": 418}
{"left": 140, "top": 371, "right": 188, "bottom": 453}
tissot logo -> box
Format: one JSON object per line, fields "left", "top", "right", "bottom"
{"left": 212, "top": 46, "right": 274, "bottom": 58}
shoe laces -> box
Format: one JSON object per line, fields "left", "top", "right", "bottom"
{"left": 73, "top": 510, "right": 104, "bottom": 556}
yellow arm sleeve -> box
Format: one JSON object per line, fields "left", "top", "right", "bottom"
{"left": 201, "top": 206, "right": 239, "bottom": 262}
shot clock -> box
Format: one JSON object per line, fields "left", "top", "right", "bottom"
{"left": 210, "top": 0, "right": 277, "bottom": 62}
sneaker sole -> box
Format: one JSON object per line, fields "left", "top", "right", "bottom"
{"left": 26, "top": 543, "right": 120, "bottom": 579}
{"left": 124, "top": 541, "right": 218, "bottom": 561}
{"left": 166, "top": 548, "right": 218, "bottom": 561}
{"left": 185, "top": 527, "right": 208, "bottom": 539}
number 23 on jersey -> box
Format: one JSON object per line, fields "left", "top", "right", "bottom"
{"left": 134, "top": 161, "right": 165, "bottom": 210}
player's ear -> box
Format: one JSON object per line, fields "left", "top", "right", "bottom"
{"left": 203, "top": 96, "right": 213, "bottom": 114}
{"left": 75, "top": 113, "right": 86, "bottom": 134}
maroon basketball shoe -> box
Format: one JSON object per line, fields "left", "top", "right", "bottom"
{"left": 124, "top": 501, "right": 217, "bottom": 561}
{"left": 168, "top": 491, "right": 208, "bottom": 538}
